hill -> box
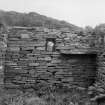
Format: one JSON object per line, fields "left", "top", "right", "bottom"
{"left": 0, "top": 10, "right": 82, "bottom": 32}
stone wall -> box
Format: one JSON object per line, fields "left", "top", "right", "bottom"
{"left": 95, "top": 33, "right": 105, "bottom": 89}
{"left": 4, "top": 26, "right": 97, "bottom": 88}
{"left": 0, "top": 31, "right": 7, "bottom": 85}
{"left": 97, "top": 52, "right": 105, "bottom": 88}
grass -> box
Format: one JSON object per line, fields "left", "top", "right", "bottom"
{"left": 0, "top": 83, "right": 98, "bottom": 105}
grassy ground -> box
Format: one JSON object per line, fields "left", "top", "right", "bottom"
{"left": 0, "top": 84, "right": 99, "bottom": 105}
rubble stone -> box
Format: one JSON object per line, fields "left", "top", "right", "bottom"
{"left": 3, "top": 26, "right": 98, "bottom": 88}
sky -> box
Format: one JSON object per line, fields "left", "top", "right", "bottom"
{"left": 0, "top": 0, "right": 105, "bottom": 27}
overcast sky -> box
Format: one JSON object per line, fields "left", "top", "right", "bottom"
{"left": 0, "top": 0, "right": 105, "bottom": 27}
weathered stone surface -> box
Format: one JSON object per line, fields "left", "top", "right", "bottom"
{"left": 3, "top": 26, "right": 99, "bottom": 89}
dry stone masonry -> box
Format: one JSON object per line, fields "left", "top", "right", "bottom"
{"left": 0, "top": 27, "right": 7, "bottom": 86}
{"left": 4, "top": 26, "right": 99, "bottom": 89}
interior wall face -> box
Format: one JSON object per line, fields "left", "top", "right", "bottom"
{"left": 58, "top": 54, "right": 97, "bottom": 87}
{"left": 4, "top": 28, "right": 97, "bottom": 88}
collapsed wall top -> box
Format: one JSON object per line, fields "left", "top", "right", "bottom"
{"left": 7, "top": 26, "right": 99, "bottom": 54}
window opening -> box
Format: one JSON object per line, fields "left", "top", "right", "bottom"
{"left": 46, "top": 38, "right": 56, "bottom": 52}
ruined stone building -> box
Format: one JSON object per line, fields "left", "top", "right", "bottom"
{"left": 0, "top": 26, "right": 105, "bottom": 89}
